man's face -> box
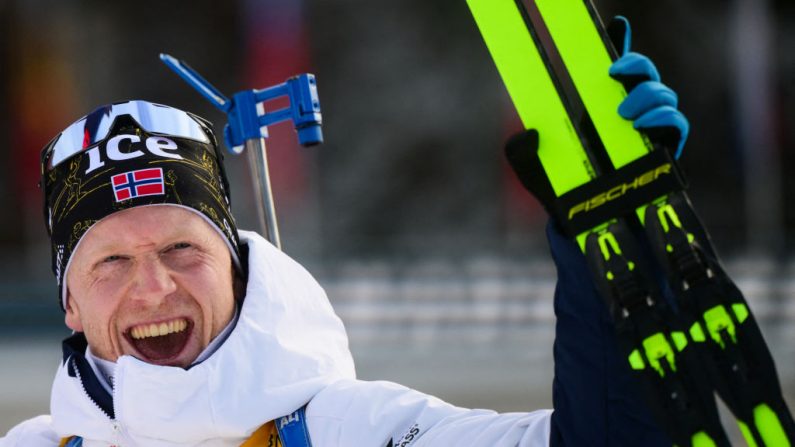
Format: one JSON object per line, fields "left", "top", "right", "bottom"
{"left": 65, "top": 205, "right": 237, "bottom": 368}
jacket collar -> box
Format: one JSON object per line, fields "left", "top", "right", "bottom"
{"left": 62, "top": 334, "right": 114, "bottom": 419}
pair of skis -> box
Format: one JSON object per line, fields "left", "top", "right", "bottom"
{"left": 465, "top": 0, "right": 794, "bottom": 445}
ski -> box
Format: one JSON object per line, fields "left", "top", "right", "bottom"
{"left": 465, "top": 0, "right": 795, "bottom": 446}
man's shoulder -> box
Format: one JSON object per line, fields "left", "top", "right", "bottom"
{"left": 304, "top": 379, "right": 552, "bottom": 447}
{"left": 305, "top": 379, "right": 462, "bottom": 436}
{"left": 304, "top": 379, "right": 440, "bottom": 446}
{"left": 0, "top": 415, "right": 61, "bottom": 447}
{"left": 308, "top": 378, "right": 443, "bottom": 416}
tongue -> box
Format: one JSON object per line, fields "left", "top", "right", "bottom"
{"left": 132, "top": 330, "right": 190, "bottom": 361}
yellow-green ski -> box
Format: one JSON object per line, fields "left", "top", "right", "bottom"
{"left": 466, "top": 0, "right": 795, "bottom": 446}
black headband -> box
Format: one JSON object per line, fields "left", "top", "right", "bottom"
{"left": 42, "top": 114, "right": 240, "bottom": 311}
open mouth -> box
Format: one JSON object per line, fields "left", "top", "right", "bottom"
{"left": 125, "top": 318, "right": 193, "bottom": 363}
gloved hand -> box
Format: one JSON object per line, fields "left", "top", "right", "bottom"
{"left": 504, "top": 16, "right": 691, "bottom": 229}
{"left": 608, "top": 16, "right": 690, "bottom": 160}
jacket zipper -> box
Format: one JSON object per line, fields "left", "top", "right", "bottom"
{"left": 71, "top": 356, "right": 125, "bottom": 445}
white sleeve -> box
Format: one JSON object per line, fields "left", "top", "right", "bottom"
{"left": 0, "top": 415, "right": 60, "bottom": 447}
{"left": 306, "top": 379, "right": 551, "bottom": 447}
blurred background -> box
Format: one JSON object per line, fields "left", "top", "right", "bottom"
{"left": 1, "top": 0, "right": 794, "bottom": 441}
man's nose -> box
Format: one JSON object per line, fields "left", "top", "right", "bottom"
{"left": 128, "top": 257, "right": 177, "bottom": 304}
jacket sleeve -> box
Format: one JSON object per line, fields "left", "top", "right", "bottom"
{"left": 545, "top": 220, "right": 671, "bottom": 446}
{"left": 0, "top": 415, "right": 61, "bottom": 447}
{"left": 306, "top": 379, "right": 551, "bottom": 446}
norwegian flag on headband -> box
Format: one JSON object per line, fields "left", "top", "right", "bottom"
{"left": 111, "top": 168, "right": 165, "bottom": 202}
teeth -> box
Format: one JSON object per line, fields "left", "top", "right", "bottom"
{"left": 130, "top": 319, "right": 188, "bottom": 340}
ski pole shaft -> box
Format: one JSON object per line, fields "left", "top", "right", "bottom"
{"left": 245, "top": 137, "right": 281, "bottom": 249}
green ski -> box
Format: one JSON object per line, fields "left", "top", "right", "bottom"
{"left": 465, "top": 0, "right": 795, "bottom": 446}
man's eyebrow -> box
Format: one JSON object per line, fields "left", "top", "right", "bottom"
{"left": 82, "top": 224, "right": 215, "bottom": 256}
{"left": 85, "top": 238, "right": 166, "bottom": 255}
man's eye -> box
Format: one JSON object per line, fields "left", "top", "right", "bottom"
{"left": 169, "top": 242, "right": 193, "bottom": 251}
{"left": 103, "top": 255, "right": 123, "bottom": 263}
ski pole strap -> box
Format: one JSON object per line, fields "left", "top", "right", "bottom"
{"left": 276, "top": 405, "right": 313, "bottom": 447}
{"left": 506, "top": 129, "right": 687, "bottom": 238}
{"left": 59, "top": 437, "right": 82, "bottom": 447}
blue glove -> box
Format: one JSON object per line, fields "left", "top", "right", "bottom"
{"left": 608, "top": 16, "right": 689, "bottom": 160}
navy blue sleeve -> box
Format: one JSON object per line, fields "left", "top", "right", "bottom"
{"left": 545, "top": 220, "right": 671, "bottom": 447}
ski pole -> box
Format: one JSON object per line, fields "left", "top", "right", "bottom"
{"left": 159, "top": 53, "right": 323, "bottom": 250}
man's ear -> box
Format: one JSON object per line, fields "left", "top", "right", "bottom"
{"left": 64, "top": 291, "right": 84, "bottom": 332}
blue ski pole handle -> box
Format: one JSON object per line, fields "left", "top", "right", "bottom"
{"left": 159, "top": 53, "right": 323, "bottom": 154}
{"left": 159, "top": 54, "right": 231, "bottom": 112}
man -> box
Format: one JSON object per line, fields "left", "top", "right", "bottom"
{"left": 2, "top": 19, "right": 685, "bottom": 446}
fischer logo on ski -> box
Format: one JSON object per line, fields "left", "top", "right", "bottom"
{"left": 568, "top": 162, "right": 672, "bottom": 220}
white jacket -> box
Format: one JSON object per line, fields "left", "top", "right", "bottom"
{"left": 1, "top": 231, "right": 551, "bottom": 446}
